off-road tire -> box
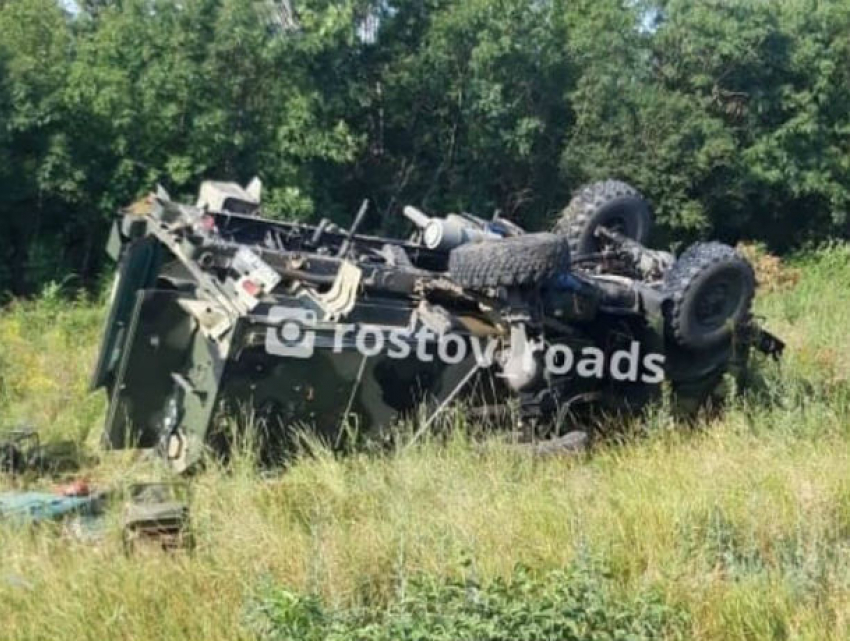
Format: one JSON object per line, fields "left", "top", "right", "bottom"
{"left": 553, "top": 180, "right": 652, "bottom": 255}
{"left": 664, "top": 242, "right": 756, "bottom": 351}
{"left": 448, "top": 233, "right": 570, "bottom": 289}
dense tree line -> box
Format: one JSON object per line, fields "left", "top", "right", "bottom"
{"left": 0, "top": 0, "right": 849, "bottom": 295}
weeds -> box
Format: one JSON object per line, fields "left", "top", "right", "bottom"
{"left": 247, "top": 561, "right": 689, "bottom": 641}
{"left": 1, "top": 247, "right": 850, "bottom": 640}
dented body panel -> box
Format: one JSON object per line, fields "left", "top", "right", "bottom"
{"left": 92, "top": 180, "right": 782, "bottom": 472}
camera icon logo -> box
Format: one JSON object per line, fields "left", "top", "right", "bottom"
{"left": 265, "top": 307, "right": 317, "bottom": 359}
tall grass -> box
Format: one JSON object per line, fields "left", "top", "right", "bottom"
{"left": 1, "top": 246, "right": 850, "bottom": 640}
{"left": 0, "top": 284, "right": 106, "bottom": 444}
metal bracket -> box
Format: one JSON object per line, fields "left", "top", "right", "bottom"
{"left": 303, "top": 260, "right": 362, "bottom": 321}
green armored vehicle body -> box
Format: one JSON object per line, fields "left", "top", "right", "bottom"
{"left": 91, "top": 178, "right": 782, "bottom": 472}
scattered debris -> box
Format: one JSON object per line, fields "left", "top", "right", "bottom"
{"left": 0, "top": 428, "right": 83, "bottom": 476}
{"left": 0, "top": 489, "right": 104, "bottom": 526}
{"left": 0, "top": 428, "right": 36, "bottom": 475}
{"left": 121, "top": 483, "right": 193, "bottom": 553}
{"left": 0, "top": 479, "right": 192, "bottom": 554}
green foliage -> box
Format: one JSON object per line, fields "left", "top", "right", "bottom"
{"left": 0, "top": 0, "right": 362, "bottom": 294}
{"left": 247, "top": 562, "right": 688, "bottom": 641}
{"left": 1, "top": 0, "right": 849, "bottom": 294}
{"left": 346, "top": 0, "right": 573, "bottom": 229}
{"left": 567, "top": 0, "right": 850, "bottom": 247}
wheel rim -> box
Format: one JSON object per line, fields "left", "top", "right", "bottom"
{"left": 591, "top": 202, "right": 640, "bottom": 251}
{"left": 693, "top": 271, "right": 745, "bottom": 331}
{"left": 605, "top": 216, "right": 628, "bottom": 235}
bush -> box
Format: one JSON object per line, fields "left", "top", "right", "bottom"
{"left": 247, "top": 561, "right": 689, "bottom": 641}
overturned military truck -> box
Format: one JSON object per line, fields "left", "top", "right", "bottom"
{"left": 91, "top": 178, "right": 783, "bottom": 472}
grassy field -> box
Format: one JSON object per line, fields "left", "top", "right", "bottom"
{"left": 1, "top": 246, "right": 850, "bottom": 640}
